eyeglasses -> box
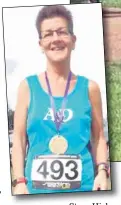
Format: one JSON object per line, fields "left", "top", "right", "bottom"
{"left": 40, "top": 27, "right": 71, "bottom": 42}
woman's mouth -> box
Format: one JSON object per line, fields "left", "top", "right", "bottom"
{"left": 51, "top": 47, "right": 65, "bottom": 51}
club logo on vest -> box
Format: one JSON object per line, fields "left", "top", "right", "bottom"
{"left": 43, "top": 108, "right": 73, "bottom": 123}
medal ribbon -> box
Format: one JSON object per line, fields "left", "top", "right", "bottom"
{"left": 45, "top": 71, "right": 72, "bottom": 134}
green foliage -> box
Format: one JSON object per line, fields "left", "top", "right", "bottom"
{"left": 70, "top": 0, "right": 121, "bottom": 8}
{"left": 105, "top": 61, "right": 121, "bottom": 161}
{"left": 102, "top": 0, "right": 121, "bottom": 8}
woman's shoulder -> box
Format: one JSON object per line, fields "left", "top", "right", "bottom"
{"left": 88, "top": 80, "right": 100, "bottom": 93}
{"left": 78, "top": 75, "right": 89, "bottom": 81}
{"left": 25, "top": 74, "right": 37, "bottom": 82}
{"left": 17, "top": 75, "right": 36, "bottom": 93}
{"left": 78, "top": 75, "right": 100, "bottom": 93}
{"left": 78, "top": 75, "right": 99, "bottom": 88}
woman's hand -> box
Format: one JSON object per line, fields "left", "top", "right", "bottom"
{"left": 13, "top": 183, "right": 29, "bottom": 195}
{"left": 93, "top": 170, "right": 108, "bottom": 190}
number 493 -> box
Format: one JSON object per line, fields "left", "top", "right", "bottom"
{"left": 37, "top": 159, "right": 79, "bottom": 180}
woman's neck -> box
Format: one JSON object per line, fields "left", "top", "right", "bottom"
{"left": 46, "top": 61, "right": 71, "bottom": 81}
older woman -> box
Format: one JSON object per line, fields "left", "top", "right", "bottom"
{"left": 12, "top": 5, "right": 108, "bottom": 195}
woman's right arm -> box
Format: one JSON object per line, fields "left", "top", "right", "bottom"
{"left": 12, "top": 80, "right": 29, "bottom": 195}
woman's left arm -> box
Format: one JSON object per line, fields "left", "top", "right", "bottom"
{"left": 89, "top": 80, "right": 109, "bottom": 190}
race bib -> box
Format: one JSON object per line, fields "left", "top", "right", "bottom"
{"left": 31, "top": 155, "right": 82, "bottom": 190}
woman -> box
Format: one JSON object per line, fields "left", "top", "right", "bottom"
{"left": 12, "top": 5, "right": 109, "bottom": 195}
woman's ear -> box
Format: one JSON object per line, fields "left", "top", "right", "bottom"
{"left": 39, "top": 40, "right": 44, "bottom": 53}
{"left": 72, "top": 35, "right": 76, "bottom": 50}
{"left": 38, "top": 39, "right": 41, "bottom": 47}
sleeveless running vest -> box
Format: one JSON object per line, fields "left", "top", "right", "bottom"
{"left": 25, "top": 75, "right": 94, "bottom": 194}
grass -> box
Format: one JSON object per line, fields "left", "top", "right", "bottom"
{"left": 70, "top": 0, "right": 121, "bottom": 8}
{"left": 105, "top": 61, "right": 121, "bottom": 161}
{"left": 102, "top": 0, "right": 121, "bottom": 8}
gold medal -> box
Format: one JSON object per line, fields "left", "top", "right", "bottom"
{"left": 49, "top": 135, "right": 68, "bottom": 154}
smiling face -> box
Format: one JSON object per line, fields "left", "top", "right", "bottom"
{"left": 39, "top": 17, "right": 76, "bottom": 64}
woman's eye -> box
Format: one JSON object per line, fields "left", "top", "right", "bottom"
{"left": 59, "top": 31, "right": 68, "bottom": 36}
{"left": 59, "top": 31, "right": 65, "bottom": 34}
{"left": 44, "top": 33, "right": 52, "bottom": 38}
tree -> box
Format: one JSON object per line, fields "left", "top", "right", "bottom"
{"left": 70, "top": 0, "right": 100, "bottom": 3}
{"left": 8, "top": 108, "right": 14, "bottom": 133}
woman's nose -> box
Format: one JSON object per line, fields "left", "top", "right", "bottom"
{"left": 52, "top": 31, "right": 60, "bottom": 41}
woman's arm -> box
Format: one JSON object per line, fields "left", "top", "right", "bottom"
{"left": 12, "top": 80, "right": 29, "bottom": 194}
{"left": 89, "top": 80, "right": 107, "bottom": 164}
{"left": 89, "top": 80, "right": 108, "bottom": 190}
